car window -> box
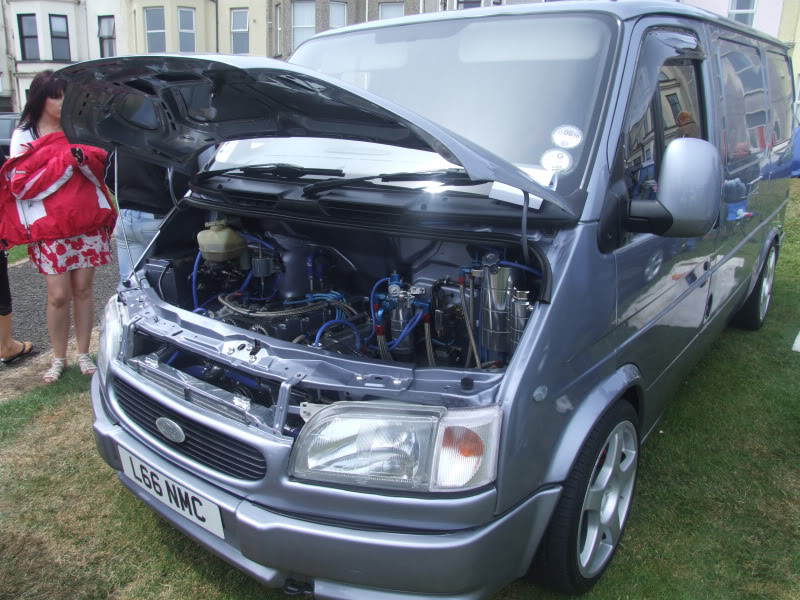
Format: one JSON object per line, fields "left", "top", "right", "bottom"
{"left": 719, "top": 39, "right": 767, "bottom": 169}
{"left": 623, "top": 59, "right": 705, "bottom": 204}
{"left": 765, "top": 51, "right": 793, "bottom": 145}
{"left": 0, "top": 117, "right": 17, "bottom": 139}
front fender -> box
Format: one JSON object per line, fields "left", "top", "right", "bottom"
{"left": 542, "top": 363, "right": 644, "bottom": 484}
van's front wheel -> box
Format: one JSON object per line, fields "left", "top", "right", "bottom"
{"left": 532, "top": 401, "right": 639, "bottom": 595}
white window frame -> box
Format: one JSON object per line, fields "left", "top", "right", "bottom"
{"left": 330, "top": 1, "right": 347, "bottom": 28}
{"left": 379, "top": 2, "right": 404, "bottom": 19}
{"left": 144, "top": 7, "right": 166, "bottom": 53}
{"left": 275, "top": 4, "right": 282, "bottom": 55}
{"left": 728, "top": 0, "right": 757, "bottom": 28}
{"left": 231, "top": 8, "right": 249, "bottom": 54}
{"left": 178, "top": 7, "right": 196, "bottom": 52}
{"left": 292, "top": 1, "right": 315, "bottom": 52}
{"left": 98, "top": 15, "right": 116, "bottom": 57}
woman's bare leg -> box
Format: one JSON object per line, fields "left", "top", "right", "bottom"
{"left": 45, "top": 272, "right": 72, "bottom": 359}
{"left": 0, "top": 314, "right": 24, "bottom": 357}
{"left": 71, "top": 267, "right": 95, "bottom": 355}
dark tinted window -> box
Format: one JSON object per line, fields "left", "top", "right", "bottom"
{"left": 18, "top": 14, "right": 39, "bottom": 60}
{"left": 766, "top": 51, "right": 793, "bottom": 144}
{"left": 50, "top": 15, "right": 70, "bottom": 61}
{"left": 719, "top": 40, "right": 766, "bottom": 167}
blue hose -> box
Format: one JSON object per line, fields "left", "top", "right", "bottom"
{"left": 238, "top": 271, "right": 254, "bottom": 294}
{"left": 498, "top": 260, "right": 543, "bottom": 278}
{"left": 191, "top": 251, "right": 203, "bottom": 309}
{"left": 364, "top": 277, "right": 390, "bottom": 344}
{"left": 236, "top": 231, "right": 275, "bottom": 251}
{"left": 388, "top": 311, "right": 423, "bottom": 350}
{"left": 314, "top": 319, "right": 362, "bottom": 350}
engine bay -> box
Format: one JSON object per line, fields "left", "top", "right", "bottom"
{"left": 142, "top": 214, "right": 542, "bottom": 370}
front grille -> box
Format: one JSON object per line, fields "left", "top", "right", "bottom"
{"left": 113, "top": 379, "right": 267, "bottom": 481}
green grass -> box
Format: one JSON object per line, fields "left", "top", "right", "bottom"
{"left": 5, "top": 244, "right": 28, "bottom": 263}
{"left": 0, "top": 195, "right": 798, "bottom": 600}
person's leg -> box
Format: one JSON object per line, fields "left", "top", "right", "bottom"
{"left": 0, "top": 250, "right": 20, "bottom": 357}
{"left": 44, "top": 272, "right": 72, "bottom": 359}
{"left": 71, "top": 267, "right": 96, "bottom": 355}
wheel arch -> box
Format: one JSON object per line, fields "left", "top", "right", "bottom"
{"left": 542, "top": 363, "right": 644, "bottom": 485}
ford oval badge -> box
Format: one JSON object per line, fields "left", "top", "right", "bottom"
{"left": 156, "top": 417, "right": 186, "bottom": 443}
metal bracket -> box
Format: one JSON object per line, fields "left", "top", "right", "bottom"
{"left": 273, "top": 372, "right": 306, "bottom": 432}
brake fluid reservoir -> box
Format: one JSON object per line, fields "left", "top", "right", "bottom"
{"left": 197, "top": 221, "right": 247, "bottom": 262}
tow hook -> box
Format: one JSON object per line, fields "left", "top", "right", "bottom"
{"left": 282, "top": 579, "right": 314, "bottom": 597}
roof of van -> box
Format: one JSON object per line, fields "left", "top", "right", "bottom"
{"left": 310, "top": 0, "right": 788, "bottom": 49}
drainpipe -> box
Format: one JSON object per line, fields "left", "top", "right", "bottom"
{"left": 365, "top": 0, "right": 368, "bottom": 22}
{"left": 211, "top": 0, "right": 219, "bottom": 52}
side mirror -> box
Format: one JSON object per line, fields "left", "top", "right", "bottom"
{"left": 627, "top": 138, "right": 721, "bottom": 238}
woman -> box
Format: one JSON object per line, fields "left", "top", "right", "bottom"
{"left": 1, "top": 70, "right": 116, "bottom": 383}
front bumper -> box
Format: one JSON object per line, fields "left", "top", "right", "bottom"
{"left": 91, "top": 375, "right": 561, "bottom": 599}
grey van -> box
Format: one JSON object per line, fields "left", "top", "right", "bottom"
{"left": 58, "top": 1, "right": 791, "bottom": 597}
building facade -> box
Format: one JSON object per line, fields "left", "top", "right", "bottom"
{"left": 0, "top": 0, "right": 798, "bottom": 112}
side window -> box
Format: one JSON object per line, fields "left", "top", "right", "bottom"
{"left": 766, "top": 51, "right": 793, "bottom": 145}
{"left": 624, "top": 59, "right": 705, "bottom": 202}
{"left": 719, "top": 39, "right": 766, "bottom": 168}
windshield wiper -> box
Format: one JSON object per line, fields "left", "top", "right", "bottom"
{"left": 302, "top": 168, "right": 488, "bottom": 198}
{"left": 196, "top": 163, "right": 345, "bottom": 183}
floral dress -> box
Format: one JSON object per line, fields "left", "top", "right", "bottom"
{"left": 28, "top": 228, "right": 113, "bottom": 275}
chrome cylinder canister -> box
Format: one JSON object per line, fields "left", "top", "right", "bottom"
{"left": 510, "top": 290, "right": 532, "bottom": 352}
{"left": 480, "top": 254, "right": 517, "bottom": 353}
{"left": 390, "top": 304, "right": 415, "bottom": 358}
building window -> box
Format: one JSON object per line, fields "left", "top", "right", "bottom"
{"left": 145, "top": 7, "right": 166, "bottom": 53}
{"left": 178, "top": 8, "right": 195, "bottom": 52}
{"left": 49, "top": 15, "right": 70, "bottom": 61}
{"left": 330, "top": 1, "right": 347, "bottom": 28}
{"left": 275, "top": 4, "right": 282, "bottom": 54}
{"left": 18, "top": 14, "right": 39, "bottom": 60}
{"left": 379, "top": 2, "right": 404, "bottom": 19}
{"left": 457, "top": 0, "right": 481, "bottom": 8}
{"left": 292, "top": 1, "right": 315, "bottom": 52}
{"left": 231, "top": 9, "right": 249, "bottom": 54}
{"left": 728, "top": 0, "right": 756, "bottom": 28}
{"left": 98, "top": 16, "right": 116, "bottom": 57}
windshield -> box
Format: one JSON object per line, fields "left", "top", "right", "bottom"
{"left": 290, "top": 12, "right": 618, "bottom": 193}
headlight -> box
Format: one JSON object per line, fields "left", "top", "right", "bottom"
{"left": 290, "top": 402, "right": 502, "bottom": 492}
{"left": 97, "top": 296, "right": 126, "bottom": 378}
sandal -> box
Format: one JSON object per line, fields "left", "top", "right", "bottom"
{"left": 0, "top": 340, "right": 34, "bottom": 365}
{"left": 77, "top": 353, "right": 97, "bottom": 376}
{"left": 44, "top": 358, "right": 67, "bottom": 384}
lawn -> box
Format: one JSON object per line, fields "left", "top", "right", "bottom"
{"left": 5, "top": 244, "right": 27, "bottom": 264}
{"left": 0, "top": 193, "right": 798, "bottom": 600}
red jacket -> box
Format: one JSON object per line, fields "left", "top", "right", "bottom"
{"left": 0, "top": 131, "right": 116, "bottom": 247}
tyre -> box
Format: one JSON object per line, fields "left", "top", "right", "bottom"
{"left": 532, "top": 401, "right": 639, "bottom": 595}
{"left": 732, "top": 243, "right": 777, "bottom": 331}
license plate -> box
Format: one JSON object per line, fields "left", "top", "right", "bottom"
{"left": 119, "top": 447, "right": 224, "bottom": 538}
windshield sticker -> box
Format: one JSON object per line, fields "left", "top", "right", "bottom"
{"left": 541, "top": 149, "right": 573, "bottom": 173}
{"left": 551, "top": 125, "right": 583, "bottom": 149}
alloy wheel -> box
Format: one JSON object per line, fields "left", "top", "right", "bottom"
{"left": 758, "top": 247, "right": 776, "bottom": 322}
{"left": 576, "top": 421, "right": 638, "bottom": 578}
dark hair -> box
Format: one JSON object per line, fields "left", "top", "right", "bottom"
{"left": 19, "top": 70, "right": 68, "bottom": 135}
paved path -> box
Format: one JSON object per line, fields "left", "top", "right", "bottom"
{"left": 5, "top": 250, "right": 119, "bottom": 355}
